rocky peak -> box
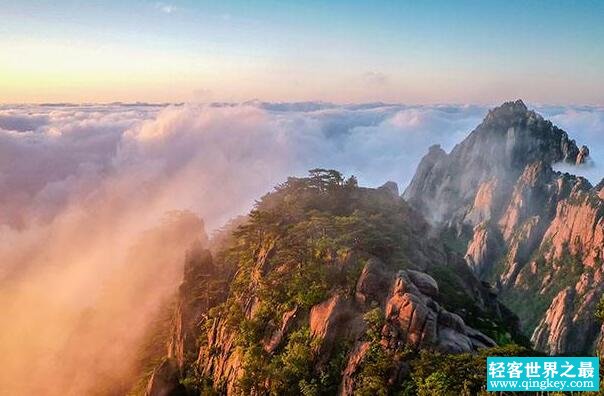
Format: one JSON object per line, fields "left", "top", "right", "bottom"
{"left": 403, "top": 100, "right": 604, "bottom": 356}
{"left": 427, "top": 143, "right": 447, "bottom": 156}
{"left": 403, "top": 101, "right": 589, "bottom": 225}
{"left": 471, "top": 100, "right": 588, "bottom": 169}
{"left": 483, "top": 99, "right": 528, "bottom": 123}
{"left": 378, "top": 181, "right": 400, "bottom": 197}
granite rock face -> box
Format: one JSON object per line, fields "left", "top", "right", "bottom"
{"left": 146, "top": 246, "right": 228, "bottom": 394}
{"left": 193, "top": 255, "right": 503, "bottom": 395}
{"left": 404, "top": 100, "right": 604, "bottom": 355}
{"left": 145, "top": 359, "right": 187, "bottom": 396}
{"left": 382, "top": 269, "right": 495, "bottom": 353}
{"left": 167, "top": 248, "right": 219, "bottom": 371}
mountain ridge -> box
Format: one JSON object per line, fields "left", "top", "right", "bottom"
{"left": 143, "top": 170, "right": 526, "bottom": 395}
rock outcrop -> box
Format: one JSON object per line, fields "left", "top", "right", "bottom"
{"left": 340, "top": 341, "right": 370, "bottom": 396}
{"left": 465, "top": 222, "right": 503, "bottom": 277}
{"left": 197, "top": 316, "right": 243, "bottom": 395}
{"left": 309, "top": 295, "right": 363, "bottom": 358}
{"left": 263, "top": 306, "right": 298, "bottom": 353}
{"left": 146, "top": 246, "right": 228, "bottom": 395}
{"left": 167, "top": 248, "right": 218, "bottom": 371}
{"left": 531, "top": 287, "right": 575, "bottom": 355}
{"left": 378, "top": 181, "right": 400, "bottom": 197}
{"left": 382, "top": 269, "right": 495, "bottom": 353}
{"left": 145, "top": 358, "right": 187, "bottom": 396}
{"left": 193, "top": 253, "right": 505, "bottom": 395}
{"left": 404, "top": 100, "right": 604, "bottom": 355}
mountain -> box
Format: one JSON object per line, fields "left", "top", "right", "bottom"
{"left": 139, "top": 101, "right": 603, "bottom": 395}
{"left": 143, "top": 170, "right": 525, "bottom": 396}
{"left": 404, "top": 100, "right": 604, "bottom": 355}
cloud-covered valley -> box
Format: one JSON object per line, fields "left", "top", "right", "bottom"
{"left": 0, "top": 101, "right": 602, "bottom": 394}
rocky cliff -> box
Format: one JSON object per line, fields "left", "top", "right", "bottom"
{"left": 404, "top": 100, "right": 604, "bottom": 355}
{"left": 146, "top": 170, "right": 523, "bottom": 395}
{"left": 145, "top": 247, "right": 228, "bottom": 396}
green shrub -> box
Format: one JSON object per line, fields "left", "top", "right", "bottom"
{"left": 595, "top": 295, "right": 604, "bottom": 323}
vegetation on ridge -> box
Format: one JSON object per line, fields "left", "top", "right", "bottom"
{"left": 167, "top": 169, "right": 527, "bottom": 395}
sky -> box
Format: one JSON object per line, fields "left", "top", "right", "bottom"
{"left": 1, "top": 0, "right": 603, "bottom": 104}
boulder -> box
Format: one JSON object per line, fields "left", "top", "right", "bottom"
{"left": 378, "top": 181, "right": 400, "bottom": 197}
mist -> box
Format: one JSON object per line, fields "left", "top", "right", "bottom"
{"left": 538, "top": 104, "right": 604, "bottom": 185}
{"left": 0, "top": 102, "right": 602, "bottom": 394}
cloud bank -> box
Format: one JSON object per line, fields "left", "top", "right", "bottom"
{"left": 0, "top": 101, "right": 602, "bottom": 394}
{"left": 536, "top": 104, "right": 604, "bottom": 183}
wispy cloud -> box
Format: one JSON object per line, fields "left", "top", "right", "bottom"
{"left": 362, "top": 71, "right": 390, "bottom": 86}
{"left": 154, "top": 2, "right": 177, "bottom": 14}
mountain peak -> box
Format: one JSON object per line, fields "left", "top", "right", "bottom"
{"left": 484, "top": 99, "right": 528, "bottom": 121}
{"left": 482, "top": 99, "right": 539, "bottom": 127}
{"left": 476, "top": 101, "right": 588, "bottom": 166}
{"left": 403, "top": 101, "right": 589, "bottom": 224}
{"left": 378, "top": 180, "right": 399, "bottom": 196}
{"left": 496, "top": 99, "right": 527, "bottom": 113}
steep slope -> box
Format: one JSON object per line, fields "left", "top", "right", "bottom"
{"left": 404, "top": 100, "right": 604, "bottom": 354}
{"left": 146, "top": 170, "right": 524, "bottom": 395}
{"left": 144, "top": 246, "right": 230, "bottom": 396}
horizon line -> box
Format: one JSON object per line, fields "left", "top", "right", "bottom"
{"left": 2, "top": 100, "right": 604, "bottom": 108}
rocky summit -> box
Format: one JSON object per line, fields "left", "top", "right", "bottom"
{"left": 404, "top": 100, "right": 604, "bottom": 355}
{"left": 139, "top": 101, "right": 603, "bottom": 395}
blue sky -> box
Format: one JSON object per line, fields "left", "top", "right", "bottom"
{"left": 1, "top": 0, "right": 603, "bottom": 103}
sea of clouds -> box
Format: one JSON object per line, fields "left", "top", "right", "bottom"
{"left": 0, "top": 102, "right": 488, "bottom": 231}
{"left": 0, "top": 101, "right": 602, "bottom": 394}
